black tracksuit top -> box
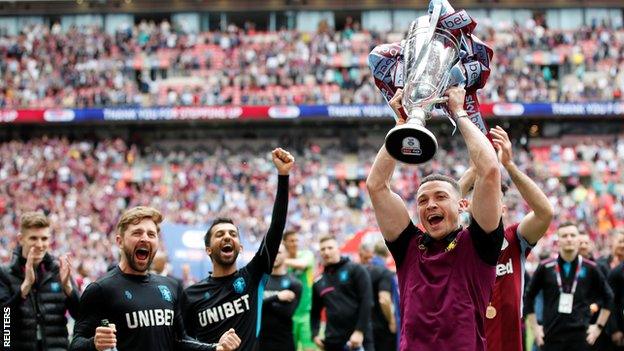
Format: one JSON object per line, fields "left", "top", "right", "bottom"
{"left": 70, "top": 267, "right": 214, "bottom": 351}
{"left": 311, "top": 257, "right": 373, "bottom": 346}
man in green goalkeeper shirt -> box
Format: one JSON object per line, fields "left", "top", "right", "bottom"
{"left": 283, "top": 230, "right": 316, "bottom": 351}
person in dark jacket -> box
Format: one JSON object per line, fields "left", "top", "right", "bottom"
{"left": 607, "top": 231, "right": 624, "bottom": 350}
{"left": 359, "top": 241, "right": 397, "bottom": 351}
{"left": 608, "top": 262, "right": 624, "bottom": 349}
{"left": 0, "top": 211, "right": 80, "bottom": 351}
{"left": 598, "top": 229, "right": 624, "bottom": 278}
{"left": 259, "top": 243, "right": 302, "bottom": 351}
{"left": 312, "top": 234, "right": 374, "bottom": 351}
{"left": 525, "top": 222, "right": 614, "bottom": 351}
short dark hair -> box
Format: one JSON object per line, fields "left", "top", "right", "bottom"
{"left": 419, "top": 174, "right": 460, "bottom": 194}
{"left": 319, "top": 234, "right": 336, "bottom": 244}
{"left": 116, "top": 206, "right": 163, "bottom": 236}
{"left": 283, "top": 229, "right": 297, "bottom": 241}
{"left": 558, "top": 221, "right": 577, "bottom": 230}
{"left": 20, "top": 211, "right": 50, "bottom": 232}
{"left": 204, "top": 217, "right": 236, "bottom": 246}
{"left": 374, "top": 241, "right": 389, "bottom": 258}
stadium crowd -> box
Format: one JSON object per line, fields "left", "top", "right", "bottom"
{"left": 1, "top": 17, "right": 624, "bottom": 108}
{"left": 1, "top": 133, "right": 623, "bottom": 282}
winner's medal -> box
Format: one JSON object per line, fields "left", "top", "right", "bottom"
{"left": 486, "top": 303, "right": 497, "bottom": 319}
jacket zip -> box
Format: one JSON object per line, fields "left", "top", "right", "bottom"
{"left": 30, "top": 279, "right": 48, "bottom": 350}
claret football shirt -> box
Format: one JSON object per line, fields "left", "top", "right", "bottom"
{"left": 386, "top": 217, "right": 504, "bottom": 351}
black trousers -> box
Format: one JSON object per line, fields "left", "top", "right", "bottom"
{"left": 373, "top": 329, "right": 397, "bottom": 351}
{"left": 324, "top": 341, "right": 375, "bottom": 351}
{"left": 543, "top": 340, "right": 590, "bottom": 351}
{"left": 590, "top": 332, "right": 614, "bottom": 351}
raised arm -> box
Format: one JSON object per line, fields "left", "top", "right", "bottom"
{"left": 458, "top": 164, "right": 476, "bottom": 198}
{"left": 58, "top": 254, "right": 81, "bottom": 319}
{"left": 366, "top": 89, "right": 411, "bottom": 242}
{"left": 490, "top": 126, "right": 553, "bottom": 244}
{"left": 248, "top": 148, "right": 293, "bottom": 276}
{"left": 447, "top": 87, "right": 501, "bottom": 232}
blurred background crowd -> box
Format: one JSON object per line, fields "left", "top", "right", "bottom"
{"left": 1, "top": 132, "right": 623, "bottom": 284}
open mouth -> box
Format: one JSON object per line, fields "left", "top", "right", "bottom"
{"left": 221, "top": 244, "right": 234, "bottom": 255}
{"left": 427, "top": 214, "right": 444, "bottom": 226}
{"left": 135, "top": 247, "right": 150, "bottom": 261}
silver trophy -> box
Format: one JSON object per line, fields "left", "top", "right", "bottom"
{"left": 385, "top": 7, "right": 461, "bottom": 164}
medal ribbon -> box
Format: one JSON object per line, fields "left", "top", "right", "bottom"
{"left": 555, "top": 256, "right": 583, "bottom": 295}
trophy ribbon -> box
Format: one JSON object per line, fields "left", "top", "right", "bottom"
{"left": 432, "top": 0, "right": 494, "bottom": 142}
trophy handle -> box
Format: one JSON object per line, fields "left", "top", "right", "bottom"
{"left": 384, "top": 116, "right": 438, "bottom": 164}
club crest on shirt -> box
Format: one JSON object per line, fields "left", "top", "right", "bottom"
{"left": 281, "top": 277, "right": 291, "bottom": 289}
{"left": 158, "top": 285, "right": 173, "bottom": 302}
{"left": 339, "top": 270, "right": 349, "bottom": 282}
{"left": 445, "top": 238, "right": 458, "bottom": 252}
{"left": 233, "top": 277, "right": 246, "bottom": 294}
{"left": 50, "top": 282, "right": 61, "bottom": 292}
{"left": 501, "top": 238, "right": 509, "bottom": 251}
{"left": 125, "top": 290, "right": 133, "bottom": 300}
{"left": 204, "top": 292, "right": 211, "bottom": 300}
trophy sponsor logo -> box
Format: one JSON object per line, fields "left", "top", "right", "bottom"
{"left": 401, "top": 137, "right": 422, "bottom": 156}
{"left": 441, "top": 10, "right": 471, "bottom": 30}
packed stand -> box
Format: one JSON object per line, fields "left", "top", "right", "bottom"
{"left": 0, "top": 134, "right": 623, "bottom": 283}
{"left": 0, "top": 20, "right": 381, "bottom": 108}
{"left": 476, "top": 18, "right": 624, "bottom": 103}
{"left": 1, "top": 18, "right": 623, "bottom": 109}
